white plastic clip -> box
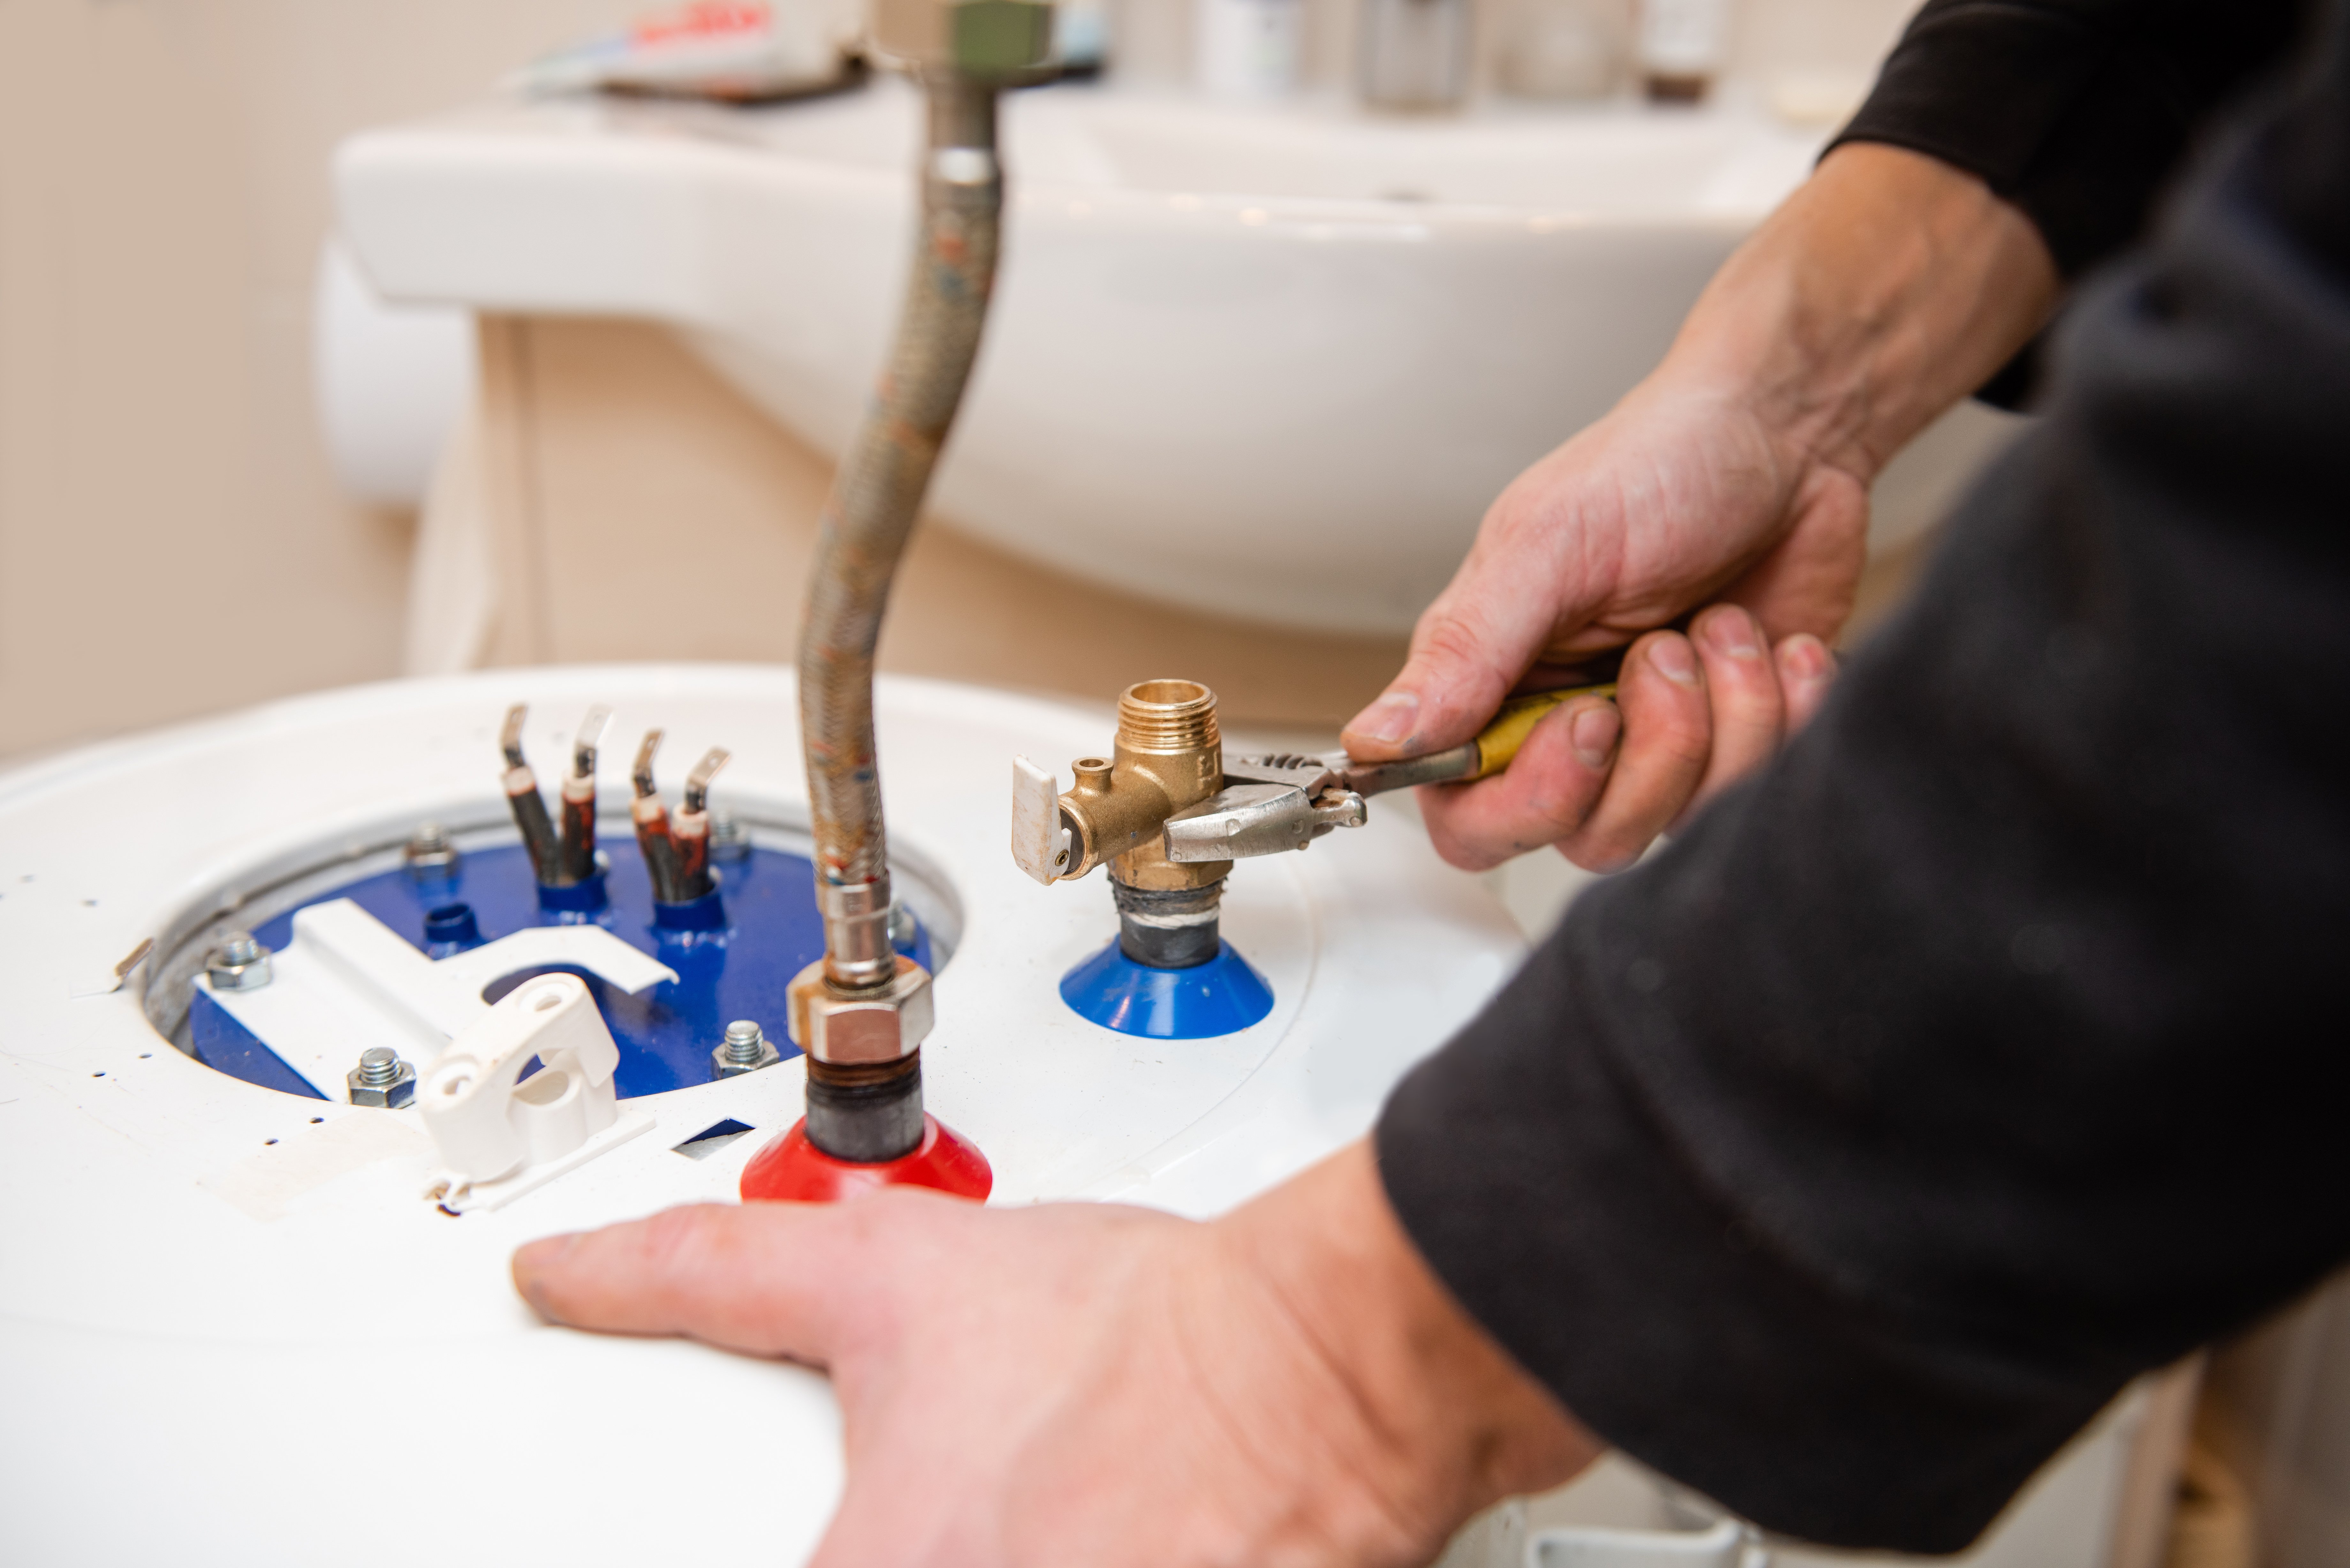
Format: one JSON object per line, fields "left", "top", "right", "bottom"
{"left": 419, "top": 972, "right": 650, "bottom": 1212}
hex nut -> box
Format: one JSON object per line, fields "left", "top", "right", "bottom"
{"left": 206, "top": 934, "right": 274, "bottom": 993}
{"left": 348, "top": 1057, "right": 417, "bottom": 1109}
{"left": 710, "top": 1021, "right": 782, "bottom": 1080}
{"left": 403, "top": 822, "right": 460, "bottom": 877}
{"left": 785, "top": 956, "right": 935, "bottom": 1065}
{"left": 708, "top": 810, "right": 751, "bottom": 864}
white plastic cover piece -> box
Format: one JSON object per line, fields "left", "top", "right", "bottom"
{"left": 203, "top": 898, "right": 677, "bottom": 1099}
{"left": 1009, "top": 754, "right": 1072, "bottom": 885}
{"left": 419, "top": 972, "right": 651, "bottom": 1212}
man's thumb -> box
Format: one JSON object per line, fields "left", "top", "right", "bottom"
{"left": 1342, "top": 610, "right": 1533, "bottom": 762}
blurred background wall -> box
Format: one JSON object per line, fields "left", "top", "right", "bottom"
{"left": 0, "top": 0, "right": 636, "bottom": 759}
{"left": 0, "top": 0, "right": 1911, "bottom": 762}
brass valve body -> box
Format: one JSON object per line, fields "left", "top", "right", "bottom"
{"left": 1060, "top": 680, "right": 1229, "bottom": 892}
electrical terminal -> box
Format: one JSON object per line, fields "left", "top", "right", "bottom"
{"left": 630, "top": 728, "right": 683, "bottom": 904}
{"left": 559, "top": 704, "right": 612, "bottom": 885}
{"left": 671, "top": 747, "right": 732, "bottom": 903}
{"left": 623, "top": 735, "right": 733, "bottom": 907}
{"left": 500, "top": 704, "right": 617, "bottom": 892}
{"left": 499, "top": 704, "right": 561, "bottom": 883}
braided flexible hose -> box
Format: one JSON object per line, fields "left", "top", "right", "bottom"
{"left": 799, "top": 72, "right": 1003, "bottom": 991}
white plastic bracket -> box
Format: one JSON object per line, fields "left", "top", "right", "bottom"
{"left": 202, "top": 898, "right": 677, "bottom": 1099}
{"left": 418, "top": 971, "right": 652, "bottom": 1213}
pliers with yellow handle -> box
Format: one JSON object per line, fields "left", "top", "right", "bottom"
{"left": 1165, "top": 658, "right": 1621, "bottom": 863}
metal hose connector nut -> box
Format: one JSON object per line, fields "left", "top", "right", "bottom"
{"left": 785, "top": 952, "right": 934, "bottom": 1065}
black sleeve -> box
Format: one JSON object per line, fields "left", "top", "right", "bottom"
{"left": 1832, "top": 0, "right": 2309, "bottom": 280}
{"left": 1829, "top": 0, "right": 2310, "bottom": 408}
{"left": 1376, "top": 8, "right": 2350, "bottom": 1555}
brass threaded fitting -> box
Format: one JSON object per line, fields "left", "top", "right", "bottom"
{"left": 1044, "top": 680, "right": 1227, "bottom": 886}
{"left": 1117, "top": 680, "right": 1219, "bottom": 753}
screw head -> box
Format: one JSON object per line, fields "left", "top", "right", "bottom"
{"left": 207, "top": 932, "right": 273, "bottom": 992}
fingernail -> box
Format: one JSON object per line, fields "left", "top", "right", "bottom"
{"left": 1781, "top": 634, "right": 1833, "bottom": 683}
{"left": 1346, "top": 690, "right": 1419, "bottom": 745}
{"left": 1649, "top": 637, "right": 1700, "bottom": 686}
{"left": 1703, "top": 608, "right": 1762, "bottom": 659}
{"left": 1569, "top": 703, "right": 1620, "bottom": 769}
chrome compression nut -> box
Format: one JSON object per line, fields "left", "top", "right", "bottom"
{"left": 347, "top": 1046, "right": 416, "bottom": 1109}
{"left": 206, "top": 932, "right": 274, "bottom": 992}
{"left": 710, "top": 1020, "right": 781, "bottom": 1080}
{"left": 786, "top": 956, "right": 935, "bottom": 1065}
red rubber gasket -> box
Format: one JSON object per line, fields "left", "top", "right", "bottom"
{"left": 738, "top": 1114, "right": 992, "bottom": 1204}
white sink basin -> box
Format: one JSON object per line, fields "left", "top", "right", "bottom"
{"left": 339, "top": 78, "right": 1831, "bottom": 633}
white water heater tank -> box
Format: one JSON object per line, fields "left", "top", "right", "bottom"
{"left": 0, "top": 665, "right": 2186, "bottom": 1566}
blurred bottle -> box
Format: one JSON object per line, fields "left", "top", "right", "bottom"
{"left": 1636, "top": 0, "right": 1729, "bottom": 102}
{"left": 1497, "top": 0, "right": 1628, "bottom": 101}
{"left": 1358, "top": 0, "right": 1473, "bottom": 112}
{"left": 1054, "top": 0, "right": 1113, "bottom": 74}
{"left": 1196, "top": 0, "right": 1303, "bottom": 96}
{"left": 506, "top": 0, "right": 863, "bottom": 101}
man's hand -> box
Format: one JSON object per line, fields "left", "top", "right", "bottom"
{"left": 1344, "top": 144, "right": 2057, "bottom": 872}
{"left": 1409, "top": 612, "right": 1838, "bottom": 873}
{"left": 514, "top": 1144, "right": 1599, "bottom": 1567}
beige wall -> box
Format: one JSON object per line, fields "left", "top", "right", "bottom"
{"left": 0, "top": 0, "right": 634, "bottom": 760}
{"left": 0, "top": 0, "right": 1924, "bottom": 762}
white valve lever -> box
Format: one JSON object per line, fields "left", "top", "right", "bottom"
{"left": 1010, "top": 755, "right": 1072, "bottom": 885}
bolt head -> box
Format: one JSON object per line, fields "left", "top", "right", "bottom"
{"left": 710, "top": 1029, "right": 781, "bottom": 1080}
{"left": 347, "top": 1056, "right": 417, "bottom": 1108}
{"left": 206, "top": 935, "right": 273, "bottom": 992}
{"left": 404, "top": 824, "right": 460, "bottom": 876}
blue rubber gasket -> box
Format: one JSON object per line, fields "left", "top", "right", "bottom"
{"left": 534, "top": 872, "right": 610, "bottom": 916}
{"left": 185, "top": 839, "right": 933, "bottom": 1101}
{"left": 652, "top": 888, "right": 729, "bottom": 933}
{"left": 1058, "top": 941, "right": 1274, "bottom": 1039}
